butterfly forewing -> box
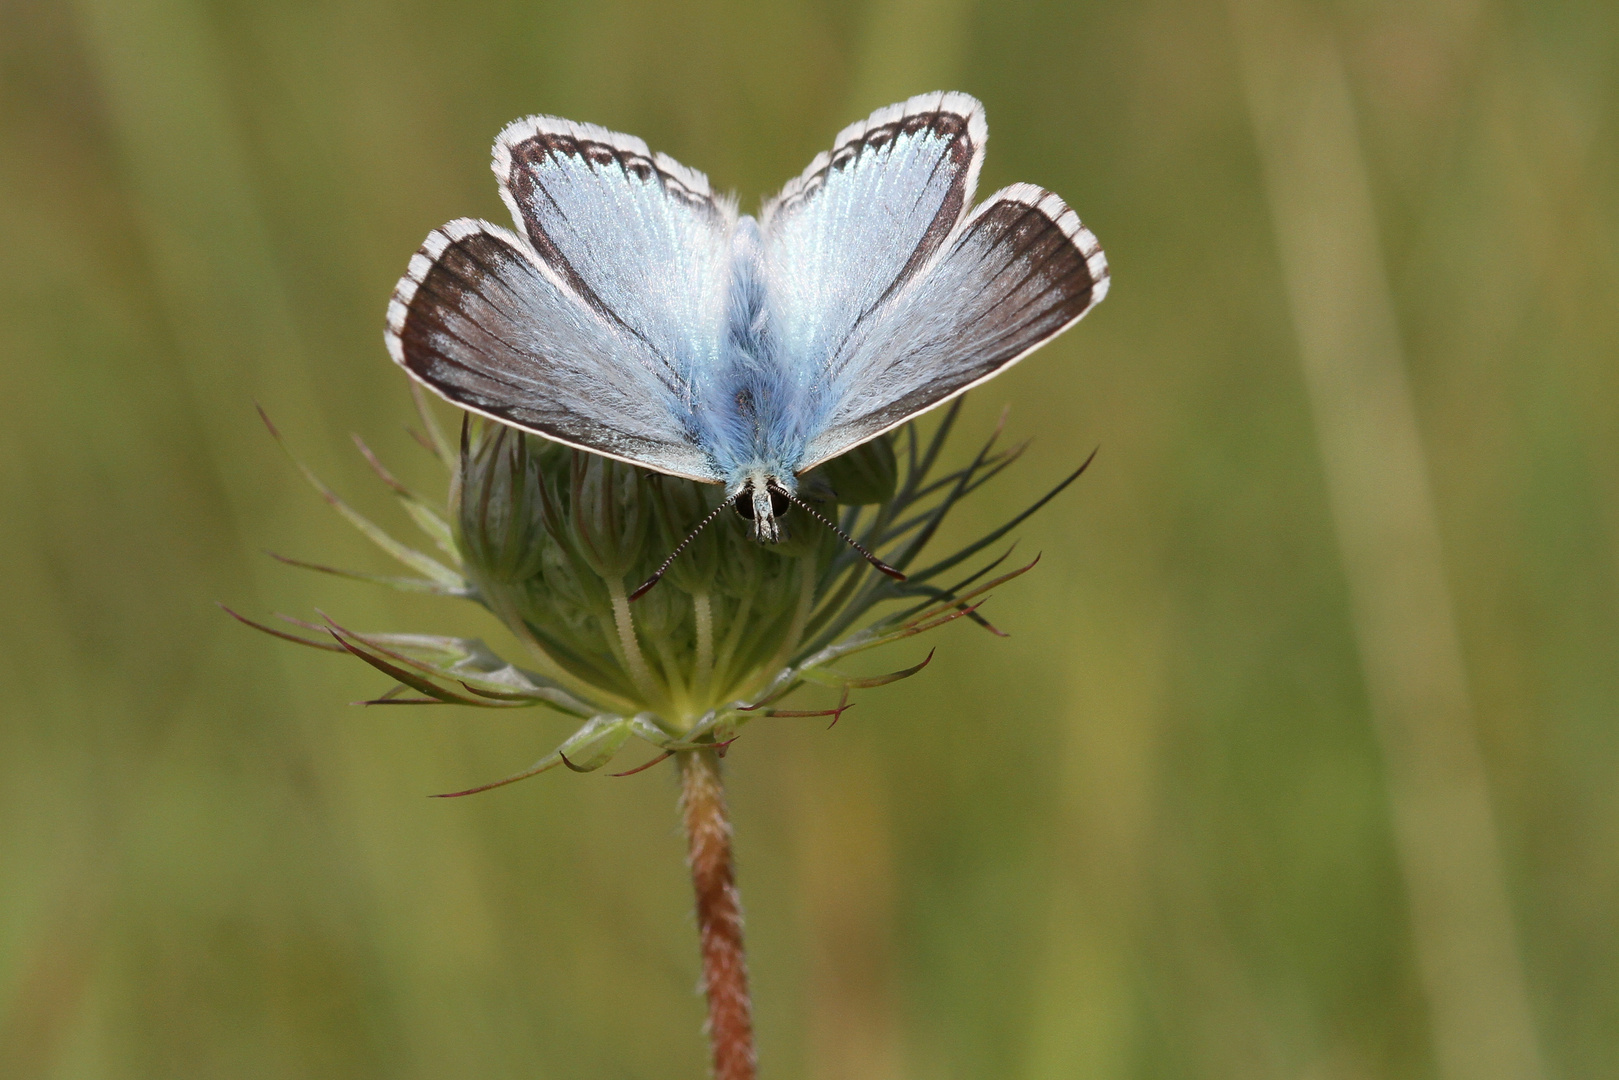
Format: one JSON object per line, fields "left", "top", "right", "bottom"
{"left": 386, "top": 219, "right": 722, "bottom": 482}
{"left": 798, "top": 184, "right": 1109, "bottom": 470}
{"left": 761, "top": 92, "right": 986, "bottom": 387}
{"left": 494, "top": 116, "right": 735, "bottom": 391}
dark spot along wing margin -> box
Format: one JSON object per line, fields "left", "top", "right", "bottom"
{"left": 385, "top": 218, "right": 724, "bottom": 484}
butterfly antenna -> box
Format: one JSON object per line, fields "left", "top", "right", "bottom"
{"left": 783, "top": 492, "right": 906, "bottom": 582}
{"left": 630, "top": 501, "right": 730, "bottom": 601}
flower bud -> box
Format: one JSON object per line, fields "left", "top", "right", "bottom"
{"left": 248, "top": 396, "right": 1076, "bottom": 788}
{"left": 452, "top": 419, "right": 552, "bottom": 583}
{"left": 568, "top": 452, "right": 650, "bottom": 582}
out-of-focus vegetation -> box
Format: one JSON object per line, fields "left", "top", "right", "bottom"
{"left": 2, "top": 0, "right": 1615, "bottom": 1077}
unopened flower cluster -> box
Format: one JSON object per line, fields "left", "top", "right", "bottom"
{"left": 235, "top": 391, "right": 1082, "bottom": 794}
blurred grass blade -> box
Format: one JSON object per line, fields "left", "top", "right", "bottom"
{"left": 1231, "top": 4, "right": 1546, "bottom": 1079}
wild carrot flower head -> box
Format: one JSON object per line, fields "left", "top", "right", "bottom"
{"left": 231, "top": 389, "right": 1088, "bottom": 794}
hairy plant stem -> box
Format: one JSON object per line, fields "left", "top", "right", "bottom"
{"left": 678, "top": 749, "right": 756, "bottom": 1080}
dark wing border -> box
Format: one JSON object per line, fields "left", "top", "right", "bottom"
{"left": 384, "top": 217, "right": 723, "bottom": 484}
{"left": 798, "top": 183, "right": 1110, "bottom": 472}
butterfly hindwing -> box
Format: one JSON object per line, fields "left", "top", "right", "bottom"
{"left": 799, "top": 184, "right": 1109, "bottom": 469}
{"left": 386, "top": 218, "right": 723, "bottom": 482}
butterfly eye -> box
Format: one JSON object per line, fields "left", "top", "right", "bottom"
{"left": 732, "top": 493, "right": 755, "bottom": 520}
{"left": 768, "top": 487, "right": 791, "bottom": 518}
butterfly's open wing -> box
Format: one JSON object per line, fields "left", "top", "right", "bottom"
{"left": 494, "top": 115, "right": 735, "bottom": 390}
{"left": 386, "top": 218, "right": 724, "bottom": 482}
{"left": 795, "top": 183, "right": 1109, "bottom": 471}
{"left": 760, "top": 92, "right": 987, "bottom": 387}
{"left": 389, "top": 117, "right": 739, "bottom": 483}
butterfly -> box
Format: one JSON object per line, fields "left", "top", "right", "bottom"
{"left": 386, "top": 91, "right": 1108, "bottom": 593}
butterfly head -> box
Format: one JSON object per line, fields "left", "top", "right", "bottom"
{"left": 731, "top": 472, "right": 793, "bottom": 543}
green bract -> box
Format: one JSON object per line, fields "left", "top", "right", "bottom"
{"left": 233, "top": 389, "right": 1088, "bottom": 795}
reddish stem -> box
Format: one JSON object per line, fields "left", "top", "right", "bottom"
{"left": 679, "top": 749, "right": 756, "bottom": 1080}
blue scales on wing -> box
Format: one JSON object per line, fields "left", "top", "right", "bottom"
{"left": 386, "top": 116, "right": 736, "bottom": 483}
{"left": 796, "top": 182, "right": 1110, "bottom": 469}
{"left": 755, "top": 92, "right": 1109, "bottom": 472}
{"left": 756, "top": 92, "right": 987, "bottom": 471}
{"left": 387, "top": 95, "right": 1109, "bottom": 494}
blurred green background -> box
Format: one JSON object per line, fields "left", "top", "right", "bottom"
{"left": 2, "top": 0, "right": 1615, "bottom": 1077}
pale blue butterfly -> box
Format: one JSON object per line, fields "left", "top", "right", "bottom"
{"left": 386, "top": 92, "right": 1108, "bottom": 596}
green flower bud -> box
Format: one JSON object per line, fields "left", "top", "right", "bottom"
{"left": 567, "top": 452, "right": 650, "bottom": 582}
{"left": 455, "top": 416, "right": 833, "bottom": 724}
{"left": 451, "top": 420, "right": 551, "bottom": 583}
{"left": 242, "top": 395, "right": 1088, "bottom": 792}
